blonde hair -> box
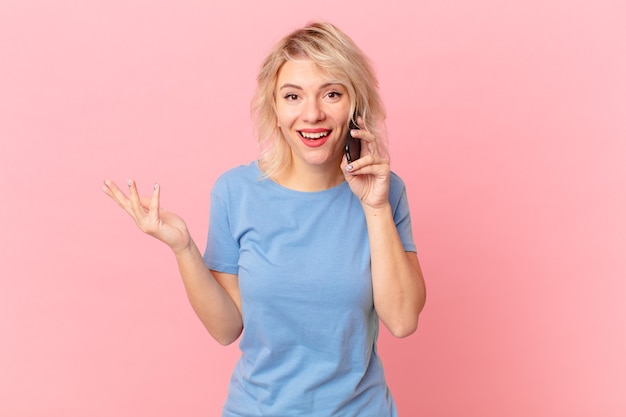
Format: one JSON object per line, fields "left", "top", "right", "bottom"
{"left": 251, "top": 21, "right": 386, "bottom": 178}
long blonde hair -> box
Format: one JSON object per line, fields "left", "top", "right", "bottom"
{"left": 251, "top": 22, "right": 386, "bottom": 178}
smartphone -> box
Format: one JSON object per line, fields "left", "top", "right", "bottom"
{"left": 344, "top": 119, "right": 361, "bottom": 163}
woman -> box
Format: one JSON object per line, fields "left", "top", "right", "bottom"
{"left": 103, "top": 21, "right": 426, "bottom": 417}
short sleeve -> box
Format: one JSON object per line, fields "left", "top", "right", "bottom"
{"left": 203, "top": 178, "right": 240, "bottom": 274}
{"left": 389, "top": 173, "right": 417, "bottom": 253}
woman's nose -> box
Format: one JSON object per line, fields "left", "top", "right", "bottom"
{"left": 302, "top": 100, "right": 325, "bottom": 123}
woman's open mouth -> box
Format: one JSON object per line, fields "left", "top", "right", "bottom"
{"left": 298, "top": 130, "right": 331, "bottom": 147}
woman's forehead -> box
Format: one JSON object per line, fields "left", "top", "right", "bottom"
{"left": 276, "top": 59, "right": 344, "bottom": 87}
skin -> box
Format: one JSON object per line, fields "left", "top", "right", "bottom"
{"left": 102, "top": 179, "right": 243, "bottom": 345}
{"left": 272, "top": 59, "right": 350, "bottom": 191}
{"left": 102, "top": 58, "right": 426, "bottom": 343}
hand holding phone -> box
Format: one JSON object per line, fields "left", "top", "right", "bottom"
{"left": 344, "top": 119, "right": 361, "bottom": 163}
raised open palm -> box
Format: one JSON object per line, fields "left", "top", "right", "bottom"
{"left": 102, "top": 180, "right": 191, "bottom": 253}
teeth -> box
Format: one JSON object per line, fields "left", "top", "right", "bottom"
{"left": 300, "top": 131, "right": 329, "bottom": 139}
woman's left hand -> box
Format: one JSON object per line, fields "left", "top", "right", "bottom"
{"left": 341, "top": 117, "right": 390, "bottom": 210}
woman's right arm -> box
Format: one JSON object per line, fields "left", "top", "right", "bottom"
{"left": 173, "top": 241, "right": 243, "bottom": 345}
{"left": 102, "top": 179, "right": 243, "bottom": 345}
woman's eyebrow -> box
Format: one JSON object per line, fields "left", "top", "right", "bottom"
{"left": 278, "top": 82, "right": 343, "bottom": 91}
{"left": 278, "top": 83, "right": 303, "bottom": 91}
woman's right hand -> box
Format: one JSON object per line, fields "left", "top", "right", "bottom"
{"left": 102, "top": 179, "right": 191, "bottom": 254}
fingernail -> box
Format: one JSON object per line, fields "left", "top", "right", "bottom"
{"left": 127, "top": 179, "right": 132, "bottom": 187}
{"left": 346, "top": 164, "right": 353, "bottom": 171}
{"left": 153, "top": 183, "right": 159, "bottom": 190}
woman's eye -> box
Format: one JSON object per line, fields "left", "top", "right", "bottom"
{"left": 284, "top": 94, "right": 299, "bottom": 101}
{"left": 327, "top": 91, "right": 342, "bottom": 99}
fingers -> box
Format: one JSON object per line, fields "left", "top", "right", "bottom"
{"left": 102, "top": 179, "right": 159, "bottom": 229}
{"left": 343, "top": 132, "right": 387, "bottom": 176}
{"left": 129, "top": 179, "right": 161, "bottom": 233}
{"left": 127, "top": 179, "right": 144, "bottom": 216}
{"left": 102, "top": 179, "right": 132, "bottom": 212}
{"left": 350, "top": 118, "right": 380, "bottom": 158}
{"left": 149, "top": 183, "right": 160, "bottom": 224}
{"left": 345, "top": 154, "right": 389, "bottom": 177}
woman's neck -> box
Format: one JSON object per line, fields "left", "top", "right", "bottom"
{"left": 272, "top": 161, "right": 344, "bottom": 192}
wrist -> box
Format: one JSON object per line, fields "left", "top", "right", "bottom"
{"left": 362, "top": 202, "right": 392, "bottom": 218}
{"left": 172, "top": 238, "right": 196, "bottom": 258}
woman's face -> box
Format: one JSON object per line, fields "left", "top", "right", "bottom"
{"left": 274, "top": 59, "right": 351, "bottom": 170}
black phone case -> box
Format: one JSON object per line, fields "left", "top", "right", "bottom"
{"left": 345, "top": 119, "right": 361, "bottom": 163}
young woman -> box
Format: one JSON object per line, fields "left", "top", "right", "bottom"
{"left": 103, "top": 21, "right": 426, "bottom": 417}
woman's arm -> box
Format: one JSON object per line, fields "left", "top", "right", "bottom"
{"left": 363, "top": 204, "right": 426, "bottom": 337}
{"left": 342, "top": 119, "right": 426, "bottom": 337}
{"left": 173, "top": 241, "right": 243, "bottom": 345}
{"left": 102, "top": 180, "right": 243, "bottom": 345}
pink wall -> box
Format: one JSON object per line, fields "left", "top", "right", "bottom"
{"left": 1, "top": 1, "right": 624, "bottom": 416}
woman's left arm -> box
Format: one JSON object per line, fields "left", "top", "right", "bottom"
{"left": 343, "top": 119, "right": 426, "bottom": 337}
{"left": 363, "top": 203, "right": 426, "bottom": 337}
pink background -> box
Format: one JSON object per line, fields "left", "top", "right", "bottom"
{"left": 1, "top": 0, "right": 625, "bottom": 416}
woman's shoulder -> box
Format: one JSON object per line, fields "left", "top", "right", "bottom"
{"left": 389, "top": 171, "right": 406, "bottom": 187}
{"left": 389, "top": 171, "right": 408, "bottom": 198}
{"left": 210, "top": 161, "right": 269, "bottom": 202}
{"left": 213, "top": 161, "right": 260, "bottom": 187}
{"left": 219, "top": 160, "right": 259, "bottom": 178}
